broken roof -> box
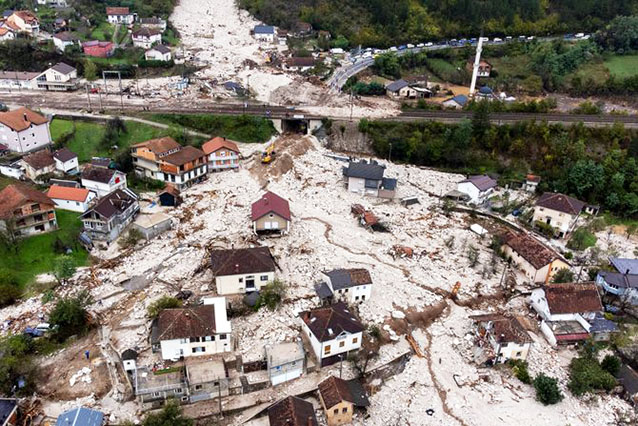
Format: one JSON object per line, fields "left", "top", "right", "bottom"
{"left": 343, "top": 160, "right": 385, "bottom": 180}
{"left": 502, "top": 231, "right": 563, "bottom": 270}
{"left": 23, "top": 149, "right": 54, "bottom": 170}
{"left": 210, "top": 247, "right": 276, "bottom": 276}
{"left": 156, "top": 305, "right": 217, "bottom": 341}
{"left": 251, "top": 191, "right": 291, "bottom": 221}
{"left": 202, "top": 136, "right": 240, "bottom": 155}
{"left": 268, "top": 396, "right": 318, "bottom": 426}
{"left": 47, "top": 185, "right": 91, "bottom": 202}
{"left": 544, "top": 282, "right": 603, "bottom": 314}
{"left": 162, "top": 145, "right": 206, "bottom": 166}
{"left": 324, "top": 268, "right": 372, "bottom": 290}
{"left": 609, "top": 257, "right": 638, "bottom": 275}
{"left": 300, "top": 302, "right": 364, "bottom": 342}
{"left": 318, "top": 376, "right": 370, "bottom": 410}
{"left": 536, "top": 192, "right": 585, "bottom": 215}
{"left": 51, "top": 62, "right": 76, "bottom": 75}
{"left": 0, "top": 399, "right": 17, "bottom": 426}
{"left": 0, "top": 107, "right": 48, "bottom": 132}
{"left": 460, "top": 174, "right": 497, "bottom": 192}
{"left": 53, "top": 147, "right": 77, "bottom": 162}
{"left": 185, "top": 358, "right": 226, "bottom": 385}
{"left": 470, "top": 314, "right": 532, "bottom": 345}
{"left": 81, "top": 189, "right": 136, "bottom": 220}
{"left": 132, "top": 136, "right": 181, "bottom": 156}
{"left": 386, "top": 79, "right": 410, "bottom": 92}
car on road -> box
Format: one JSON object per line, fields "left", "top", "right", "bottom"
{"left": 398, "top": 45, "right": 407, "bottom": 50}
{"left": 493, "top": 37, "right": 503, "bottom": 43}
{"left": 416, "top": 43, "right": 424, "bottom": 48}
{"left": 480, "top": 37, "right": 489, "bottom": 42}
{"left": 505, "top": 36, "right": 513, "bottom": 41}
{"left": 527, "top": 36, "right": 535, "bottom": 41}
{"left": 389, "top": 46, "right": 398, "bottom": 52}
{"left": 407, "top": 43, "right": 415, "bottom": 49}
{"left": 575, "top": 32, "right": 585, "bottom": 38}
{"left": 425, "top": 42, "right": 433, "bottom": 47}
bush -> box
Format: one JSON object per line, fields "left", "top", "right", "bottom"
{"left": 147, "top": 296, "right": 182, "bottom": 319}
{"left": 255, "top": 279, "right": 286, "bottom": 311}
{"left": 49, "top": 290, "right": 93, "bottom": 342}
{"left": 119, "top": 229, "right": 144, "bottom": 249}
{"left": 601, "top": 355, "right": 621, "bottom": 376}
{"left": 534, "top": 373, "right": 563, "bottom": 405}
{"left": 552, "top": 268, "right": 575, "bottom": 283}
{"left": 0, "top": 269, "right": 21, "bottom": 308}
{"left": 567, "top": 228, "right": 597, "bottom": 251}
{"left": 509, "top": 359, "right": 532, "bottom": 384}
{"left": 534, "top": 220, "right": 555, "bottom": 238}
{"left": 142, "top": 400, "right": 192, "bottom": 426}
{"left": 568, "top": 356, "right": 617, "bottom": 396}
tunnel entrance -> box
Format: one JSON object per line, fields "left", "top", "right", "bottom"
{"left": 282, "top": 119, "right": 309, "bottom": 134}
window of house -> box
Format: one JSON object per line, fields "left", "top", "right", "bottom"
{"left": 239, "top": 278, "right": 243, "bottom": 283}
{"left": 352, "top": 337, "right": 358, "bottom": 344}
{"left": 342, "top": 407, "right": 348, "bottom": 414}
{"left": 153, "top": 392, "right": 161, "bottom": 397}
{"left": 213, "top": 381, "right": 219, "bottom": 387}
{"left": 219, "top": 334, "right": 227, "bottom": 340}
{"left": 204, "top": 336, "right": 212, "bottom": 341}
{"left": 339, "top": 341, "right": 345, "bottom": 348}
{"left": 180, "top": 338, "right": 188, "bottom": 344}
{"left": 324, "top": 345, "right": 331, "bottom": 354}
{"left": 174, "top": 388, "right": 182, "bottom": 394}
{"left": 261, "top": 275, "right": 268, "bottom": 281}
{"left": 516, "top": 351, "right": 522, "bottom": 357}
{"left": 333, "top": 409, "right": 339, "bottom": 415}
{"left": 190, "top": 337, "right": 200, "bottom": 343}
{"left": 195, "top": 385, "right": 202, "bottom": 390}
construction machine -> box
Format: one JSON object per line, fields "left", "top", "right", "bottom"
{"left": 261, "top": 141, "right": 276, "bottom": 164}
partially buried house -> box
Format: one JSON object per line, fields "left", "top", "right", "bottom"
{"left": 317, "top": 375, "right": 369, "bottom": 426}
{"left": 210, "top": 247, "right": 276, "bottom": 295}
{"left": 267, "top": 395, "right": 318, "bottom": 426}
{"left": 318, "top": 268, "right": 373, "bottom": 304}
{"left": 80, "top": 188, "right": 139, "bottom": 242}
{"left": 251, "top": 191, "right": 291, "bottom": 236}
{"left": 501, "top": 231, "right": 570, "bottom": 283}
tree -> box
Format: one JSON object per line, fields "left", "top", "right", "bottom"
{"left": 142, "top": 401, "right": 192, "bottom": 426}
{"left": 147, "top": 296, "right": 182, "bottom": 319}
{"left": 568, "top": 356, "right": 616, "bottom": 395}
{"left": 626, "top": 223, "right": 638, "bottom": 241}
{"left": 332, "top": 35, "right": 349, "bottom": 49}
{"left": 53, "top": 255, "right": 76, "bottom": 285}
{"left": 471, "top": 100, "right": 491, "bottom": 141}
{"left": 0, "top": 218, "right": 21, "bottom": 254}
{"left": 84, "top": 59, "right": 98, "bottom": 81}
{"left": 49, "top": 291, "right": 93, "bottom": 341}
{"left": 0, "top": 269, "right": 21, "bottom": 308}
{"left": 601, "top": 355, "right": 621, "bottom": 376}
{"left": 552, "top": 268, "right": 575, "bottom": 283}
{"left": 533, "top": 373, "right": 563, "bottom": 405}
{"left": 567, "top": 228, "right": 597, "bottom": 251}
{"left": 373, "top": 53, "right": 400, "bottom": 79}
{"left": 509, "top": 359, "right": 532, "bottom": 384}
{"left": 255, "top": 279, "right": 287, "bottom": 311}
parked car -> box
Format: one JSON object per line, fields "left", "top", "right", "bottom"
{"left": 407, "top": 43, "right": 415, "bottom": 49}
{"left": 416, "top": 43, "right": 424, "bottom": 48}
{"left": 24, "top": 327, "right": 44, "bottom": 338}
{"left": 575, "top": 32, "right": 585, "bottom": 38}
{"left": 389, "top": 46, "right": 398, "bottom": 52}
{"left": 493, "top": 37, "right": 503, "bottom": 43}
{"left": 398, "top": 45, "right": 407, "bottom": 50}
{"left": 425, "top": 42, "right": 433, "bottom": 47}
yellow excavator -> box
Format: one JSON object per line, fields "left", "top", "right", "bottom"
{"left": 261, "top": 141, "right": 276, "bottom": 164}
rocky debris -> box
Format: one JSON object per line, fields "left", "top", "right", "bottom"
{"left": 69, "top": 368, "right": 92, "bottom": 387}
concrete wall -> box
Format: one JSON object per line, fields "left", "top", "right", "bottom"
{"left": 160, "top": 335, "right": 231, "bottom": 360}
{"left": 325, "top": 120, "right": 374, "bottom": 155}
{"left": 215, "top": 271, "right": 275, "bottom": 295}
{"left": 533, "top": 206, "right": 577, "bottom": 237}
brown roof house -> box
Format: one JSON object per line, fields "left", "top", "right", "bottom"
{"left": 299, "top": 302, "right": 364, "bottom": 367}
{"left": 80, "top": 188, "right": 139, "bottom": 242}
{"left": 501, "top": 231, "right": 570, "bottom": 283}
{"left": 21, "top": 149, "right": 55, "bottom": 181}
{"left": 469, "top": 313, "right": 532, "bottom": 366}
{"left": 317, "top": 375, "right": 369, "bottom": 426}
{"left": 0, "top": 183, "right": 57, "bottom": 236}
{"left": 267, "top": 395, "right": 318, "bottom": 426}
{"left": 131, "top": 137, "right": 207, "bottom": 191}
{"left": 533, "top": 192, "right": 585, "bottom": 238}
{"left": 151, "top": 297, "right": 232, "bottom": 361}
{"left": 0, "top": 107, "right": 51, "bottom": 153}
{"left": 529, "top": 282, "right": 614, "bottom": 346}
{"left": 317, "top": 268, "right": 373, "bottom": 304}
{"left": 251, "top": 191, "right": 291, "bottom": 235}
{"left": 210, "top": 247, "right": 276, "bottom": 295}
{"left": 283, "top": 56, "right": 316, "bottom": 73}
{"left": 106, "top": 7, "right": 136, "bottom": 25}
{"left": 202, "top": 137, "right": 240, "bottom": 172}
{"left": 81, "top": 166, "right": 127, "bottom": 198}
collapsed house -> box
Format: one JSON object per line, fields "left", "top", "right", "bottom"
{"left": 469, "top": 313, "right": 532, "bottom": 365}
{"left": 317, "top": 375, "right": 369, "bottom": 426}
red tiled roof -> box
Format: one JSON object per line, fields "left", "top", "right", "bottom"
{"left": 106, "top": 7, "right": 130, "bottom": 15}
{"left": 0, "top": 184, "right": 53, "bottom": 219}
{"left": 545, "top": 282, "right": 603, "bottom": 314}
{"left": 162, "top": 145, "right": 206, "bottom": 166}
{"left": 12, "top": 10, "right": 38, "bottom": 24}
{"left": 502, "top": 231, "right": 564, "bottom": 270}
{"left": 132, "top": 136, "right": 181, "bottom": 156}
{"left": 536, "top": 192, "right": 585, "bottom": 215}
{"left": 251, "top": 191, "right": 290, "bottom": 221}
{"left": 23, "top": 149, "right": 54, "bottom": 170}
{"left": 318, "top": 376, "right": 370, "bottom": 409}
{"left": 268, "top": 396, "right": 318, "bottom": 426}
{"left": 156, "top": 305, "right": 217, "bottom": 341}
{"left": 0, "top": 107, "right": 48, "bottom": 132}
{"left": 47, "top": 185, "right": 91, "bottom": 202}
{"left": 526, "top": 174, "right": 541, "bottom": 183}
{"left": 210, "top": 247, "right": 276, "bottom": 276}
{"left": 470, "top": 314, "right": 532, "bottom": 344}
{"left": 201, "top": 137, "right": 239, "bottom": 155}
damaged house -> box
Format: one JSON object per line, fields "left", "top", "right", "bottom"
{"left": 317, "top": 375, "right": 369, "bottom": 426}
{"left": 267, "top": 396, "right": 318, "bottom": 426}
{"left": 151, "top": 297, "right": 232, "bottom": 360}
{"left": 80, "top": 188, "right": 139, "bottom": 242}
{"left": 501, "top": 231, "right": 570, "bottom": 283}
{"left": 469, "top": 313, "right": 533, "bottom": 365}
{"left": 185, "top": 357, "right": 230, "bottom": 403}
{"left": 597, "top": 257, "right": 638, "bottom": 305}
{"left": 299, "top": 302, "right": 364, "bottom": 367}
{"left": 210, "top": 247, "right": 276, "bottom": 295}
{"left": 316, "top": 268, "right": 373, "bottom": 304}
{"left": 342, "top": 160, "right": 397, "bottom": 199}
{"left": 265, "top": 340, "right": 305, "bottom": 386}
{"left": 532, "top": 192, "right": 585, "bottom": 238}
{"left": 251, "top": 191, "right": 291, "bottom": 235}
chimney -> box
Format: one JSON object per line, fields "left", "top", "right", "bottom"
{"left": 23, "top": 113, "right": 28, "bottom": 122}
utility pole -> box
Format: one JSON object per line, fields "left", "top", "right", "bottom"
{"left": 98, "top": 87, "right": 103, "bottom": 111}
{"left": 388, "top": 142, "right": 392, "bottom": 162}
{"left": 119, "top": 77, "right": 124, "bottom": 112}
{"left": 85, "top": 85, "right": 92, "bottom": 111}
{"left": 469, "top": 31, "right": 484, "bottom": 98}
{"left": 339, "top": 354, "right": 343, "bottom": 378}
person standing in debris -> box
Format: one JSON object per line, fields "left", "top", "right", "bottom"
{"left": 85, "top": 350, "right": 90, "bottom": 360}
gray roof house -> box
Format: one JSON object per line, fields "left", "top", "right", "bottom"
{"left": 80, "top": 188, "right": 139, "bottom": 242}
{"left": 343, "top": 159, "right": 397, "bottom": 199}
{"left": 318, "top": 268, "right": 373, "bottom": 304}
{"left": 443, "top": 94, "right": 468, "bottom": 109}
{"left": 55, "top": 407, "right": 104, "bottom": 426}
{"left": 456, "top": 174, "right": 497, "bottom": 204}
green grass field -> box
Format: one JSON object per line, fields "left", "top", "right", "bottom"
{"left": 0, "top": 210, "right": 88, "bottom": 287}
{"left": 90, "top": 22, "right": 114, "bottom": 41}
{"left": 603, "top": 55, "right": 638, "bottom": 78}
{"left": 50, "top": 119, "right": 165, "bottom": 162}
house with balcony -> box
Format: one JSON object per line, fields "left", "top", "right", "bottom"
{"left": 466, "top": 58, "right": 492, "bottom": 77}
{"left": 131, "top": 137, "right": 207, "bottom": 191}
{"left": 501, "top": 231, "right": 570, "bottom": 283}
{"left": 0, "top": 71, "right": 38, "bottom": 90}
{"left": 210, "top": 247, "right": 276, "bottom": 295}
{"left": 529, "top": 282, "right": 613, "bottom": 346}
{"left": 0, "top": 107, "right": 51, "bottom": 153}
{"left": 201, "top": 137, "right": 240, "bottom": 172}
{"left": 151, "top": 297, "right": 232, "bottom": 361}
{"left": 0, "top": 183, "right": 57, "bottom": 236}
{"left": 132, "top": 27, "right": 162, "bottom": 49}
{"left": 6, "top": 11, "right": 39, "bottom": 35}
{"left": 34, "top": 63, "right": 78, "bottom": 91}
{"left": 469, "top": 313, "right": 532, "bottom": 365}
{"left": 533, "top": 192, "right": 585, "bottom": 238}
{"left": 300, "top": 302, "right": 364, "bottom": 367}
{"left": 80, "top": 188, "right": 139, "bottom": 242}
{"left": 342, "top": 159, "right": 397, "bottom": 199}
{"left": 81, "top": 166, "right": 127, "bottom": 197}
{"left": 106, "top": 7, "right": 136, "bottom": 25}
{"left": 0, "top": 26, "right": 16, "bottom": 41}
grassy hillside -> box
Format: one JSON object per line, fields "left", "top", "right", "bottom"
{"left": 239, "top": 0, "right": 638, "bottom": 47}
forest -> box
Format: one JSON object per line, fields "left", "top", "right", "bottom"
{"left": 359, "top": 110, "right": 638, "bottom": 218}
{"left": 238, "top": 0, "right": 638, "bottom": 47}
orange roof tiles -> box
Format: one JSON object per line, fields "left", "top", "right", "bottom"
{"left": 47, "top": 185, "right": 91, "bottom": 202}
{"left": 202, "top": 137, "right": 240, "bottom": 155}
{"left": 0, "top": 107, "right": 48, "bottom": 132}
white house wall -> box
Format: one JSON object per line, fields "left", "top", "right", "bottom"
{"left": 215, "top": 271, "right": 275, "bottom": 295}
{"left": 0, "top": 122, "right": 51, "bottom": 153}
{"left": 160, "top": 336, "right": 231, "bottom": 361}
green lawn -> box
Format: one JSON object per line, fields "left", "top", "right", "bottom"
{"left": 91, "top": 22, "right": 114, "bottom": 41}
{"left": 162, "top": 29, "right": 179, "bottom": 46}
{"left": 0, "top": 210, "right": 88, "bottom": 288}
{"left": 603, "top": 54, "right": 638, "bottom": 78}
{"left": 0, "top": 175, "right": 19, "bottom": 191}
{"left": 50, "top": 119, "right": 165, "bottom": 162}
{"left": 571, "top": 61, "right": 610, "bottom": 82}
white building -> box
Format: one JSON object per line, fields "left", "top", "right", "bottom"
{"left": 132, "top": 28, "right": 162, "bottom": 49}
{"left": 140, "top": 17, "right": 167, "bottom": 32}
{"left": 37, "top": 0, "right": 68, "bottom": 6}
{"left": 265, "top": 340, "right": 305, "bottom": 386}
{"left": 530, "top": 282, "right": 604, "bottom": 346}
{"left": 53, "top": 147, "right": 79, "bottom": 174}
{"left": 319, "top": 268, "right": 373, "bottom": 304}
{"left": 0, "top": 71, "right": 38, "bottom": 90}
{"left": 210, "top": 247, "right": 276, "bottom": 295}
{"left": 52, "top": 32, "right": 80, "bottom": 52}
{"left": 6, "top": 11, "right": 39, "bottom": 35}
{"left": 81, "top": 166, "right": 127, "bottom": 198}
{"left": 0, "top": 27, "right": 16, "bottom": 41}
{"left": 46, "top": 185, "right": 97, "bottom": 213}
{"left": 153, "top": 297, "right": 232, "bottom": 361}
{"left": 253, "top": 25, "right": 275, "bottom": 42}
{"left": 442, "top": 95, "right": 468, "bottom": 109}
{"left": 106, "top": 7, "right": 136, "bottom": 25}
{"left": 34, "top": 62, "right": 78, "bottom": 91}
{"left": 0, "top": 107, "right": 51, "bottom": 153}
{"left": 342, "top": 160, "right": 397, "bottom": 199}
{"left": 144, "top": 44, "right": 172, "bottom": 61}
{"left": 456, "top": 175, "right": 497, "bottom": 205}
{"left": 532, "top": 192, "right": 585, "bottom": 238}
{"left": 470, "top": 314, "right": 532, "bottom": 365}
{"left": 523, "top": 174, "right": 541, "bottom": 193}
{"left": 300, "top": 303, "right": 364, "bottom": 367}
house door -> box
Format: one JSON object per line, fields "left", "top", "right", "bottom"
{"left": 246, "top": 277, "right": 255, "bottom": 291}
{"left": 546, "top": 217, "right": 551, "bottom": 225}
